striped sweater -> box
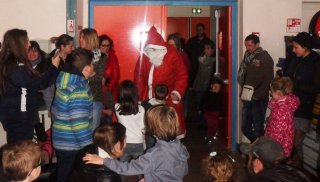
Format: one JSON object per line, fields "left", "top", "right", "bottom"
{"left": 52, "top": 72, "right": 93, "bottom": 150}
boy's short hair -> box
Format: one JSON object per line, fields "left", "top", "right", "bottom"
{"left": 93, "top": 122, "right": 126, "bottom": 158}
{"left": 155, "top": 84, "right": 168, "bottom": 100}
{"left": 146, "top": 105, "right": 180, "bottom": 141}
{"left": 65, "top": 48, "right": 93, "bottom": 73}
{"left": 2, "top": 140, "right": 41, "bottom": 181}
{"left": 245, "top": 34, "right": 260, "bottom": 44}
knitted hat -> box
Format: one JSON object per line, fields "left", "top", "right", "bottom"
{"left": 240, "top": 136, "right": 285, "bottom": 163}
{"left": 145, "top": 26, "right": 166, "bottom": 47}
{"left": 293, "top": 32, "right": 314, "bottom": 49}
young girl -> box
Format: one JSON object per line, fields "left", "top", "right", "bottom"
{"left": 0, "top": 29, "right": 60, "bottom": 144}
{"left": 83, "top": 105, "right": 190, "bottom": 181}
{"left": 264, "top": 77, "right": 300, "bottom": 157}
{"left": 115, "top": 80, "right": 145, "bottom": 163}
{"left": 202, "top": 152, "right": 235, "bottom": 182}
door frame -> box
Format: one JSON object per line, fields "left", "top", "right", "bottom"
{"left": 89, "top": 0, "right": 238, "bottom": 150}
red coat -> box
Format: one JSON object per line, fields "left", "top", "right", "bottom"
{"left": 134, "top": 44, "right": 188, "bottom": 134}
{"left": 104, "top": 49, "right": 120, "bottom": 100}
{"left": 264, "top": 94, "right": 300, "bottom": 157}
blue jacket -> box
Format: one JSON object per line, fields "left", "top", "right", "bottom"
{"left": 52, "top": 71, "right": 93, "bottom": 150}
{"left": 104, "top": 139, "right": 189, "bottom": 182}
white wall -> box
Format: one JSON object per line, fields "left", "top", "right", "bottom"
{"left": 302, "top": 2, "right": 320, "bottom": 32}
{"left": 0, "top": 0, "right": 66, "bottom": 146}
{"left": 0, "top": 0, "right": 66, "bottom": 51}
{"left": 168, "top": 6, "right": 210, "bottom": 17}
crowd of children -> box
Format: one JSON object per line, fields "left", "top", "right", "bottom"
{"left": 0, "top": 26, "right": 318, "bottom": 182}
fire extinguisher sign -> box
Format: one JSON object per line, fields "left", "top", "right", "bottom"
{"left": 287, "top": 18, "right": 301, "bottom": 33}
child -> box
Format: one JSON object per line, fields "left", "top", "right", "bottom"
{"left": 193, "top": 40, "right": 216, "bottom": 127}
{"left": 202, "top": 151, "right": 235, "bottom": 182}
{"left": 83, "top": 105, "right": 190, "bottom": 181}
{"left": 115, "top": 80, "right": 145, "bottom": 163}
{"left": 264, "top": 77, "right": 300, "bottom": 157}
{"left": 2, "top": 140, "right": 41, "bottom": 182}
{"left": 51, "top": 48, "right": 95, "bottom": 182}
{"left": 142, "top": 84, "right": 169, "bottom": 148}
{"left": 202, "top": 77, "right": 223, "bottom": 142}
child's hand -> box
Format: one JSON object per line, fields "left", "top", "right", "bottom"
{"left": 83, "top": 154, "right": 104, "bottom": 165}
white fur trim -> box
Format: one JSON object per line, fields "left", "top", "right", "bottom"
{"left": 148, "top": 65, "right": 155, "bottom": 99}
{"left": 171, "top": 90, "right": 181, "bottom": 104}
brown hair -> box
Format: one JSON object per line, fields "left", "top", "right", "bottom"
{"left": 146, "top": 105, "right": 180, "bottom": 141}
{"left": 202, "top": 153, "right": 235, "bottom": 182}
{"left": 80, "top": 28, "right": 99, "bottom": 50}
{"left": 270, "top": 77, "right": 293, "bottom": 95}
{"left": 0, "top": 29, "right": 38, "bottom": 94}
{"left": 93, "top": 122, "right": 126, "bottom": 158}
{"left": 2, "top": 140, "right": 41, "bottom": 181}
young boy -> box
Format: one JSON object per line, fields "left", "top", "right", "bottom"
{"left": 202, "top": 77, "right": 223, "bottom": 143}
{"left": 51, "top": 48, "right": 95, "bottom": 182}
{"left": 2, "top": 140, "right": 41, "bottom": 182}
{"left": 83, "top": 105, "right": 190, "bottom": 182}
{"left": 141, "top": 84, "right": 168, "bottom": 148}
{"left": 141, "top": 84, "right": 168, "bottom": 111}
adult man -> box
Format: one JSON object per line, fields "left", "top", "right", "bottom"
{"left": 238, "top": 34, "right": 274, "bottom": 142}
{"left": 240, "top": 136, "right": 311, "bottom": 182}
{"left": 186, "top": 23, "right": 212, "bottom": 87}
{"left": 134, "top": 26, "right": 188, "bottom": 137}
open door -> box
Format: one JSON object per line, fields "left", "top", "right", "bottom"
{"left": 216, "top": 6, "right": 232, "bottom": 147}
{"left": 93, "top": 5, "right": 167, "bottom": 81}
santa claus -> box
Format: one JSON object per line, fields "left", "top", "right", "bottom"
{"left": 134, "top": 26, "right": 188, "bottom": 137}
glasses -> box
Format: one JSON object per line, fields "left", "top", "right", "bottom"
{"left": 28, "top": 47, "right": 38, "bottom": 52}
{"left": 27, "top": 158, "right": 41, "bottom": 176}
{"left": 101, "top": 44, "right": 110, "bottom": 48}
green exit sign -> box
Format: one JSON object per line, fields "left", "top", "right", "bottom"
{"left": 192, "top": 8, "right": 202, "bottom": 14}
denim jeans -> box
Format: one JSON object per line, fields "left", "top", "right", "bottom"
{"left": 120, "top": 143, "right": 144, "bottom": 180}
{"left": 241, "top": 99, "right": 268, "bottom": 142}
{"left": 92, "top": 101, "right": 103, "bottom": 132}
{"left": 55, "top": 149, "right": 79, "bottom": 182}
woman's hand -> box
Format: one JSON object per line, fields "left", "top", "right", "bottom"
{"left": 83, "top": 154, "right": 104, "bottom": 165}
{"left": 51, "top": 50, "right": 61, "bottom": 68}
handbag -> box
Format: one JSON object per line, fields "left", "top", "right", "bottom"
{"left": 241, "top": 85, "right": 254, "bottom": 101}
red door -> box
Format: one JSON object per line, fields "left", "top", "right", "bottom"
{"left": 217, "top": 6, "right": 232, "bottom": 147}
{"left": 167, "top": 17, "right": 189, "bottom": 41}
{"left": 93, "top": 5, "right": 167, "bottom": 81}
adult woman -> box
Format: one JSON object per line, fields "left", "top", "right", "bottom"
{"left": 283, "top": 32, "right": 320, "bottom": 164}
{"left": 48, "top": 34, "right": 74, "bottom": 69}
{"left": 69, "top": 122, "right": 126, "bottom": 182}
{"left": 79, "top": 28, "right": 107, "bottom": 130}
{"left": 99, "top": 34, "right": 120, "bottom": 121}
{"left": 167, "top": 33, "right": 190, "bottom": 72}
{"left": 0, "top": 29, "right": 60, "bottom": 143}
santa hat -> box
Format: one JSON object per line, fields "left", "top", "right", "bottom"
{"left": 145, "top": 26, "right": 166, "bottom": 47}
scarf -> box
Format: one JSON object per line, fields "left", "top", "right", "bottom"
{"left": 92, "top": 49, "right": 102, "bottom": 63}
{"left": 237, "top": 47, "right": 263, "bottom": 86}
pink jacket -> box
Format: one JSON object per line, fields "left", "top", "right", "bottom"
{"left": 265, "top": 94, "right": 300, "bottom": 157}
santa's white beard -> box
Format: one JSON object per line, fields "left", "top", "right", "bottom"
{"left": 144, "top": 46, "right": 167, "bottom": 67}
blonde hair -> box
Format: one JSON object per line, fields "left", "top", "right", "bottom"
{"left": 2, "top": 140, "right": 41, "bottom": 181}
{"left": 270, "top": 77, "right": 293, "bottom": 95}
{"left": 146, "top": 105, "right": 180, "bottom": 141}
{"left": 80, "top": 28, "right": 99, "bottom": 50}
{"left": 202, "top": 153, "right": 235, "bottom": 182}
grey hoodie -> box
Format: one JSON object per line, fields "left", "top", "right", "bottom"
{"left": 104, "top": 139, "right": 189, "bottom": 182}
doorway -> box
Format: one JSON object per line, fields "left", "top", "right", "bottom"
{"left": 89, "top": 0, "right": 238, "bottom": 149}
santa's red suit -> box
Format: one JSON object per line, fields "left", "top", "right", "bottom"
{"left": 134, "top": 26, "right": 188, "bottom": 136}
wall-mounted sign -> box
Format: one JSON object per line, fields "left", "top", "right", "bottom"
{"left": 192, "top": 8, "right": 201, "bottom": 14}
{"left": 287, "top": 18, "right": 301, "bottom": 33}
{"left": 252, "top": 32, "right": 260, "bottom": 37}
